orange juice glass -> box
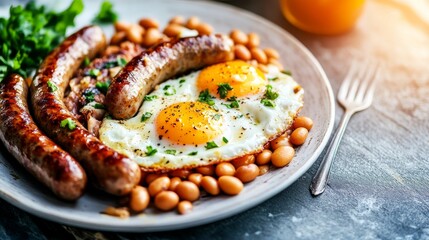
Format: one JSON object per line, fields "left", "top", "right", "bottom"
{"left": 280, "top": 0, "right": 365, "bottom": 35}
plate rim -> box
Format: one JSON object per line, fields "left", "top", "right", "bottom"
{"left": 0, "top": 0, "right": 335, "bottom": 232}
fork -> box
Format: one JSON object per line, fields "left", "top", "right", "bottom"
{"left": 309, "top": 60, "right": 381, "bottom": 196}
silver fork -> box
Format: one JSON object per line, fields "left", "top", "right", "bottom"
{"left": 310, "top": 60, "right": 381, "bottom": 196}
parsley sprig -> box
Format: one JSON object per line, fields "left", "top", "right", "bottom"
{"left": 261, "top": 85, "right": 279, "bottom": 108}
{"left": 198, "top": 90, "right": 215, "bottom": 106}
{"left": 217, "top": 83, "right": 233, "bottom": 99}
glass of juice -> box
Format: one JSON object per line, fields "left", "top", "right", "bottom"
{"left": 280, "top": 0, "right": 366, "bottom": 35}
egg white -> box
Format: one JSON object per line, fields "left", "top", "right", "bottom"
{"left": 99, "top": 65, "right": 304, "bottom": 170}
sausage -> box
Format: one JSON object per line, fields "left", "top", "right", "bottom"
{"left": 30, "top": 26, "right": 141, "bottom": 196}
{"left": 0, "top": 74, "right": 86, "bottom": 200}
{"left": 105, "top": 34, "right": 234, "bottom": 119}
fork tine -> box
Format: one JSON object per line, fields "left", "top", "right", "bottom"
{"left": 355, "top": 61, "right": 378, "bottom": 102}
{"left": 338, "top": 61, "right": 358, "bottom": 100}
{"left": 363, "top": 65, "right": 381, "bottom": 105}
{"left": 345, "top": 59, "right": 371, "bottom": 102}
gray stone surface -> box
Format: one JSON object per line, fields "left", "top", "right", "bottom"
{"left": 1, "top": 0, "right": 429, "bottom": 239}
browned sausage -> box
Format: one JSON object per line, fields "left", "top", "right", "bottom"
{"left": 0, "top": 74, "right": 86, "bottom": 200}
{"left": 105, "top": 34, "right": 234, "bottom": 119}
{"left": 30, "top": 26, "right": 141, "bottom": 196}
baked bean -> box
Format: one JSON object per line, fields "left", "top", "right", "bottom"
{"left": 177, "top": 201, "right": 193, "bottom": 215}
{"left": 258, "top": 64, "right": 268, "bottom": 73}
{"left": 231, "top": 155, "right": 255, "bottom": 168}
{"left": 148, "top": 176, "right": 171, "bottom": 197}
{"left": 258, "top": 165, "right": 270, "bottom": 176}
{"left": 129, "top": 186, "right": 150, "bottom": 212}
{"left": 250, "top": 48, "right": 268, "bottom": 64}
{"left": 186, "top": 16, "right": 200, "bottom": 29}
{"left": 230, "top": 29, "right": 248, "bottom": 45}
{"left": 218, "top": 176, "right": 243, "bottom": 195}
{"left": 169, "top": 177, "right": 182, "bottom": 191}
{"left": 188, "top": 173, "right": 203, "bottom": 186}
{"left": 169, "top": 16, "right": 185, "bottom": 25}
{"left": 247, "top": 32, "right": 260, "bottom": 48}
{"left": 256, "top": 149, "right": 272, "bottom": 165}
{"left": 110, "top": 31, "right": 126, "bottom": 45}
{"left": 154, "top": 191, "right": 179, "bottom": 211}
{"left": 196, "top": 165, "right": 215, "bottom": 176}
{"left": 270, "top": 133, "right": 292, "bottom": 150}
{"left": 163, "top": 23, "right": 183, "bottom": 37}
{"left": 195, "top": 23, "right": 213, "bottom": 35}
{"left": 200, "top": 176, "right": 220, "bottom": 195}
{"left": 175, "top": 181, "right": 200, "bottom": 202}
{"left": 263, "top": 48, "right": 280, "bottom": 59}
{"left": 271, "top": 146, "right": 295, "bottom": 167}
{"left": 268, "top": 58, "right": 284, "bottom": 70}
{"left": 170, "top": 169, "right": 191, "bottom": 179}
{"left": 139, "top": 18, "right": 159, "bottom": 29}
{"left": 143, "top": 28, "right": 162, "bottom": 47}
{"left": 114, "top": 21, "right": 130, "bottom": 32}
{"left": 290, "top": 127, "right": 309, "bottom": 146}
{"left": 145, "top": 173, "right": 168, "bottom": 185}
{"left": 126, "top": 24, "right": 144, "bottom": 44}
{"left": 293, "top": 116, "right": 313, "bottom": 131}
{"left": 235, "top": 164, "right": 259, "bottom": 183}
{"left": 234, "top": 44, "right": 251, "bottom": 61}
{"left": 215, "top": 162, "right": 236, "bottom": 176}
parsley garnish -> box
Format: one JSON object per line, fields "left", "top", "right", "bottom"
{"left": 261, "top": 99, "right": 275, "bottom": 107}
{"left": 165, "top": 150, "right": 177, "bottom": 155}
{"left": 179, "top": 79, "right": 186, "bottom": 84}
{"left": 198, "top": 90, "right": 215, "bottom": 106}
{"left": 104, "top": 57, "right": 127, "bottom": 69}
{"left": 60, "top": 118, "right": 76, "bottom": 130}
{"left": 0, "top": 0, "right": 84, "bottom": 82}
{"left": 84, "top": 57, "right": 91, "bottom": 67}
{"left": 47, "top": 81, "right": 58, "bottom": 92}
{"left": 83, "top": 90, "right": 96, "bottom": 103}
{"left": 144, "top": 95, "right": 158, "bottom": 101}
{"left": 93, "top": 0, "right": 118, "bottom": 24}
{"left": 217, "top": 83, "right": 233, "bottom": 99}
{"left": 163, "top": 85, "right": 176, "bottom": 96}
{"left": 222, "top": 137, "right": 229, "bottom": 143}
{"left": 141, "top": 112, "right": 152, "bottom": 122}
{"left": 268, "top": 77, "right": 278, "bottom": 81}
{"left": 281, "top": 70, "right": 292, "bottom": 76}
{"left": 95, "top": 80, "right": 110, "bottom": 94}
{"left": 94, "top": 103, "right": 105, "bottom": 109}
{"left": 87, "top": 69, "right": 100, "bottom": 78}
{"left": 205, "top": 141, "right": 218, "bottom": 150}
{"left": 188, "top": 151, "right": 198, "bottom": 156}
{"left": 145, "top": 146, "right": 157, "bottom": 156}
{"left": 222, "top": 96, "right": 239, "bottom": 109}
{"left": 261, "top": 85, "right": 279, "bottom": 108}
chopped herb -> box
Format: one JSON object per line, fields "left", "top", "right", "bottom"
{"left": 165, "top": 149, "right": 177, "bottom": 155}
{"left": 83, "top": 91, "right": 96, "bottom": 103}
{"left": 141, "top": 112, "right": 152, "bottom": 122}
{"left": 144, "top": 95, "right": 158, "bottom": 101}
{"left": 60, "top": 118, "right": 76, "bottom": 130}
{"left": 94, "top": 103, "right": 105, "bottom": 109}
{"left": 188, "top": 151, "right": 198, "bottom": 156}
{"left": 205, "top": 141, "right": 218, "bottom": 150}
{"left": 103, "top": 57, "right": 127, "bottom": 69}
{"left": 264, "top": 85, "right": 279, "bottom": 100}
{"left": 217, "top": 83, "right": 233, "bottom": 99}
{"left": 95, "top": 80, "right": 110, "bottom": 94}
{"left": 93, "top": 0, "right": 118, "bottom": 24}
{"left": 179, "top": 79, "right": 186, "bottom": 84}
{"left": 268, "top": 77, "right": 278, "bottom": 81}
{"left": 222, "top": 96, "right": 239, "bottom": 109}
{"left": 261, "top": 99, "right": 275, "bottom": 107}
{"left": 281, "top": 70, "right": 292, "bottom": 76}
{"left": 87, "top": 69, "right": 100, "bottom": 78}
{"left": 222, "top": 137, "right": 229, "bottom": 143}
{"left": 163, "top": 85, "right": 176, "bottom": 96}
{"left": 0, "top": 0, "right": 84, "bottom": 82}
{"left": 198, "top": 89, "right": 215, "bottom": 106}
{"left": 117, "top": 57, "right": 127, "bottom": 67}
{"left": 47, "top": 81, "right": 58, "bottom": 92}
{"left": 213, "top": 114, "right": 221, "bottom": 120}
{"left": 84, "top": 57, "right": 91, "bottom": 67}
{"left": 145, "top": 146, "right": 157, "bottom": 156}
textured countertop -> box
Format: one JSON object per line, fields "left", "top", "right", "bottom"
{"left": 1, "top": 0, "right": 429, "bottom": 239}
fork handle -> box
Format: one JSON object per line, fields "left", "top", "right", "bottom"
{"left": 310, "top": 110, "right": 354, "bottom": 196}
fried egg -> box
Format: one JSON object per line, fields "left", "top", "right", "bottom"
{"left": 99, "top": 60, "right": 303, "bottom": 170}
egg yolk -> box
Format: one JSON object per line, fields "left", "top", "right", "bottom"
{"left": 197, "top": 60, "right": 267, "bottom": 99}
{"left": 155, "top": 101, "right": 223, "bottom": 145}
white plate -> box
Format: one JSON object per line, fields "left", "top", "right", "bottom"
{"left": 0, "top": 0, "right": 334, "bottom": 232}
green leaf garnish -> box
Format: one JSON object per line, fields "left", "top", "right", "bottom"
{"left": 93, "top": 0, "right": 118, "bottom": 24}
{"left": 268, "top": 77, "right": 278, "bottom": 81}
{"left": 205, "top": 141, "right": 218, "bottom": 150}
{"left": 198, "top": 89, "right": 215, "bottom": 106}
{"left": 281, "top": 70, "right": 292, "bottom": 76}
{"left": 87, "top": 69, "right": 100, "bottom": 78}
{"left": 145, "top": 146, "right": 157, "bottom": 156}
{"left": 144, "top": 95, "right": 158, "bottom": 101}
{"left": 141, "top": 112, "right": 152, "bottom": 122}
{"left": 165, "top": 149, "right": 177, "bottom": 155}
{"left": 95, "top": 80, "right": 110, "bottom": 94}
{"left": 188, "top": 151, "right": 198, "bottom": 156}
{"left": 222, "top": 137, "right": 229, "bottom": 143}
{"left": 163, "top": 85, "right": 176, "bottom": 96}
{"left": 222, "top": 96, "right": 239, "bottom": 109}
{"left": 217, "top": 83, "right": 233, "bottom": 99}
{"left": 94, "top": 103, "right": 105, "bottom": 109}
{"left": 60, "top": 118, "right": 76, "bottom": 130}
{"left": 261, "top": 99, "right": 275, "bottom": 107}
{"left": 47, "top": 81, "right": 58, "bottom": 92}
